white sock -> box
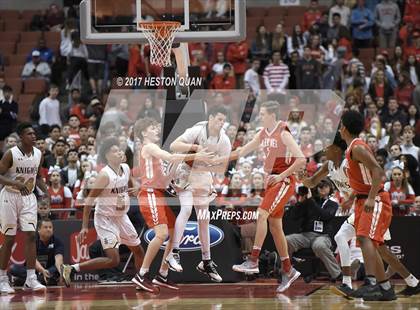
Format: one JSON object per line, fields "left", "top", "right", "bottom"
{"left": 0, "top": 269, "right": 7, "bottom": 277}
{"left": 27, "top": 269, "right": 36, "bottom": 278}
{"left": 140, "top": 268, "right": 149, "bottom": 277}
{"left": 71, "top": 264, "right": 80, "bottom": 272}
{"left": 405, "top": 274, "right": 419, "bottom": 287}
{"left": 342, "top": 275, "right": 352, "bottom": 289}
{"left": 172, "top": 191, "right": 193, "bottom": 249}
{"left": 195, "top": 205, "right": 211, "bottom": 261}
{"left": 159, "top": 268, "right": 168, "bottom": 277}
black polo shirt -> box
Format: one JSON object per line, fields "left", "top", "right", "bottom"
{"left": 36, "top": 233, "right": 64, "bottom": 269}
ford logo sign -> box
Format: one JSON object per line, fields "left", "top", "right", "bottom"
{"left": 143, "top": 221, "right": 224, "bottom": 251}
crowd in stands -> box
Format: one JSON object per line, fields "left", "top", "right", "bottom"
{"left": 0, "top": 0, "right": 419, "bottom": 229}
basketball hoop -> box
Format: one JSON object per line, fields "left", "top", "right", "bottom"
{"left": 138, "top": 21, "right": 181, "bottom": 67}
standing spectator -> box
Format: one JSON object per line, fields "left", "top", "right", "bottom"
{"left": 111, "top": 44, "right": 129, "bottom": 77}
{"left": 67, "top": 31, "right": 89, "bottom": 87}
{"left": 385, "top": 166, "right": 415, "bottom": 216}
{"left": 226, "top": 40, "right": 249, "bottom": 89}
{"left": 375, "top": 0, "right": 401, "bottom": 48}
{"left": 351, "top": 0, "right": 375, "bottom": 48}
{"left": 263, "top": 51, "right": 290, "bottom": 97}
{"left": 402, "top": 54, "right": 420, "bottom": 86}
{"left": 86, "top": 45, "right": 108, "bottom": 96}
{"left": 395, "top": 71, "right": 415, "bottom": 111}
{"left": 327, "top": 13, "right": 350, "bottom": 42}
{"left": 212, "top": 51, "right": 227, "bottom": 75}
{"left": 45, "top": 3, "right": 65, "bottom": 31}
{"left": 191, "top": 50, "right": 211, "bottom": 84}
{"left": 286, "top": 51, "right": 300, "bottom": 89}
{"left": 287, "top": 24, "right": 306, "bottom": 57}
{"left": 45, "top": 125, "right": 61, "bottom": 152}
{"left": 60, "top": 18, "right": 77, "bottom": 58}
{"left": 68, "top": 89, "right": 89, "bottom": 127}
{"left": 368, "top": 70, "right": 394, "bottom": 103}
{"left": 302, "top": 0, "right": 322, "bottom": 32}
{"left": 404, "top": 31, "right": 420, "bottom": 61}
{"left": 244, "top": 59, "right": 261, "bottom": 97}
{"left": 39, "top": 85, "right": 61, "bottom": 128}
{"left": 329, "top": 0, "right": 351, "bottom": 27}
{"left": 100, "top": 98, "right": 130, "bottom": 130}
{"left": 391, "top": 46, "right": 405, "bottom": 75}
{"left": 0, "top": 86, "right": 18, "bottom": 141}
{"left": 407, "top": 104, "right": 419, "bottom": 128}
{"left": 380, "top": 97, "right": 408, "bottom": 128}
{"left": 210, "top": 63, "right": 236, "bottom": 90}
{"left": 26, "top": 39, "right": 54, "bottom": 64}
{"left": 296, "top": 47, "right": 321, "bottom": 89}
{"left": 308, "top": 34, "right": 328, "bottom": 63}
{"left": 21, "top": 50, "right": 51, "bottom": 80}
{"left": 45, "top": 139, "right": 68, "bottom": 169}
{"left": 67, "top": 115, "right": 81, "bottom": 145}
{"left": 271, "top": 24, "right": 288, "bottom": 60}
{"left": 48, "top": 170, "right": 73, "bottom": 219}
{"left": 251, "top": 25, "right": 271, "bottom": 65}
{"left": 401, "top": 126, "right": 420, "bottom": 162}
{"left": 404, "top": 0, "right": 420, "bottom": 30}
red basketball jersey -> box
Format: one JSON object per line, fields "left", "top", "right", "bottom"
{"left": 139, "top": 152, "right": 167, "bottom": 190}
{"left": 259, "top": 121, "right": 295, "bottom": 174}
{"left": 345, "top": 138, "right": 383, "bottom": 195}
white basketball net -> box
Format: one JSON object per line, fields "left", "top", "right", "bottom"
{"left": 138, "top": 21, "right": 181, "bottom": 67}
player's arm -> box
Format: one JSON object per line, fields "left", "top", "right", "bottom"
{"left": 0, "top": 150, "right": 30, "bottom": 195}
{"left": 280, "top": 130, "right": 306, "bottom": 177}
{"left": 213, "top": 132, "right": 261, "bottom": 165}
{"left": 351, "top": 144, "right": 384, "bottom": 212}
{"left": 301, "top": 162, "right": 329, "bottom": 188}
{"left": 145, "top": 144, "right": 213, "bottom": 164}
{"left": 170, "top": 135, "right": 201, "bottom": 153}
{"left": 36, "top": 154, "right": 49, "bottom": 197}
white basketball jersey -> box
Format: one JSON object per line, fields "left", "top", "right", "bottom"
{"left": 327, "top": 159, "right": 352, "bottom": 198}
{"left": 95, "top": 164, "right": 130, "bottom": 217}
{"left": 4, "top": 146, "right": 42, "bottom": 193}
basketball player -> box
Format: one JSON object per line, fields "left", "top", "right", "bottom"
{"left": 339, "top": 111, "right": 396, "bottom": 301}
{"left": 132, "top": 117, "right": 214, "bottom": 292}
{"left": 164, "top": 106, "right": 231, "bottom": 283}
{"left": 0, "top": 123, "right": 49, "bottom": 293}
{"left": 61, "top": 137, "right": 145, "bottom": 288}
{"left": 220, "top": 101, "right": 306, "bottom": 292}
{"left": 303, "top": 134, "right": 420, "bottom": 298}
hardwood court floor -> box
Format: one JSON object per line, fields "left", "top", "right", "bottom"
{"left": 1, "top": 280, "right": 419, "bottom": 309}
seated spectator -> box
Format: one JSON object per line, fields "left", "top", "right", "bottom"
{"left": 296, "top": 47, "right": 321, "bottom": 89}
{"left": 137, "top": 97, "right": 161, "bottom": 122}
{"left": 302, "top": 0, "right": 322, "bottom": 32}
{"left": 21, "top": 50, "right": 51, "bottom": 80}
{"left": 395, "top": 71, "right": 415, "bottom": 111}
{"left": 391, "top": 46, "right": 404, "bottom": 75}
{"left": 218, "top": 172, "right": 247, "bottom": 209}
{"left": 0, "top": 85, "right": 18, "bottom": 141}
{"left": 39, "top": 84, "right": 62, "bottom": 128}
{"left": 327, "top": 13, "right": 350, "bottom": 42}
{"left": 407, "top": 104, "right": 419, "bottom": 128}
{"left": 329, "top": 0, "right": 350, "bottom": 27}
{"left": 45, "top": 125, "right": 61, "bottom": 152}
{"left": 402, "top": 54, "right": 420, "bottom": 86}
{"left": 212, "top": 51, "right": 227, "bottom": 75}
{"left": 9, "top": 219, "right": 64, "bottom": 286}
{"left": 287, "top": 25, "right": 306, "bottom": 57}
{"left": 61, "top": 149, "right": 81, "bottom": 191}
{"left": 350, "top": 0, "right": 374, "bottom": 48}
{"left": 26, "top": 38, "right": 54, "bottom": 64}
{"left": 381, "top": 98, "right": 409, "bottom": 130}
{"left": 299, "top": 126, "right": 314, "bottom": 158}
{"left": 48, "top": 169, "right": 73, "bottom": 219}
{"left": 398, "top": 153, "right": 420, "bottom": 195}
{"left": 244, "top": 59, "right": 261, "bottom": 97}
{"left": 271, "top": 24, "right": 288, "bottom": 60}
{"left": 385, "top": 166, "right": 415, "bottom": 216}
{"left": 67, "top": 115, "right": 81, "bottom": 145}
{"left": 227, "top": 40, "right": 249, "bottom": 89}
{"left": 37, "top": 200, "right": 56, "bottom": 221}
{"left": 374, "top": 0, "right": 401, "bottom": 48}
{"left": 286, "top": 184, "right": 341, "bottom": 281}
{"left": 411, "top": 196, "right": 420, "bottom": 216}
{"left": 369, "top": 71, "right": 395, "bottom": 105}
{"left": 404, "top": 31, "right": 420, "bottom": 61}
{"left": 251, "top": 25, "right": 271, "bottom": 64}
{"left": 2, "top": 135, "right": 18, "bottom": 155}
{"left": 210, "top": 63, "right": 236, "bottom": 89}
{"left": 45, "top": 139, "right": 68, "bottom": 170}
{"left": 191, "top": 50, "right": 211, "bottom": 84}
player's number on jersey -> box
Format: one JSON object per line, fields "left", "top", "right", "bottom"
{"left": 15, "top": 176, "right": 35, "bottom": 192}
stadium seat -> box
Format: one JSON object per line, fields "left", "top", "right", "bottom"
{"left": 0, "top": 31, "right": 20, "bottom": 43}
{"left": 8, "top": 54, "right": 29, "bottom": 66}
{"left": 20, "top": 31, "right": 42, "bottom": 43}
{"left": 21, "top": 10, "right": 39, "bottom": 21}
{"left": 4, "top": 78, "right": 22, "bottom": 94}
{"left": 264, "top": 16, "right": 285, "bottom": 32}
{"left": 16, "top": 42, "right": 36, "bottom": 55}
{"left": 0, "top": 10, "right": 21, "bottom": 20}
{"left": 44, "top": 31, "right": 61, "bottom": 51}
{"left": 266, "top": 6, "right": 287, "bottom": 17}
{"left": 247, "top": 7, "right": 267, "bottom": 18}
{"left": 359, "top": 48, "right": 376, "bottom": 62}
{"left": 0, "top": 42, "right": 15, "bottom": 54}
{"left": 286, "top": 6, "right": 307, "bottom": 16}
{"left": 283, "top": 15, "right": 300, "bottom": 27}
{"left": 4, "top": 20, "right": 26, "bottom": 32}
{"left": 4, "top": 66, "right": 23, "bottom": 78}
{"left": 23, "top": 78, "right": 47, "bottom": 94}
{"left": 17, "top": 94, "right": 37, "bottom": 122}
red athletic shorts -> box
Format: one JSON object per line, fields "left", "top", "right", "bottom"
{"left": 138, "top": 189, "right": 176, "bottom": 229}
{"left": 260, "top": 176, "right": 296, "bottom": 218}
{"left": 354, "top": 191, "right": 392, "bottom": 247}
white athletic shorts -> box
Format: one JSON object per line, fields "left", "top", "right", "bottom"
{"left": 94, "top": 213, "right": 141, "bottom": 250}
{"left": 0, "top": 188, "right": 37, "bottom": 236}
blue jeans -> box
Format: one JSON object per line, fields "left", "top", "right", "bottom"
{"left": 10, "top": 264, "right": 60, "bottom": 286}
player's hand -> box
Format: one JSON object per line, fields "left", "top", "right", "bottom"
{"left": 77, "top": 228, "right": 89, "bottom": 244}
{"left": 267, "top": 174, "right": 285, "bottom": 186}
{"left": 128, "top": 188, "right": 138, "bottom": 196}
{"left": 14, "top": 181, "right": 30, "bottom": 195}
{"left": 364, "top": 198, "right": 375, "bottom": 213}
{"left": 194, "top": 149, "right": 215, "bottom": 163}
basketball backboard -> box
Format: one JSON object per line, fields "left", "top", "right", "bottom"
{"left": 80, "top": 0, "right": 246, "bottom": 44}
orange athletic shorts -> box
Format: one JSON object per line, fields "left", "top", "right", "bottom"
{"left": 354, "top": 191, "right": 392, "bottom": 247}
{"left": 260, "top": 176, "right": 296, "bottom": 218}
{"left": 138, "top": 189, "right": 176, "bottom": 229}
